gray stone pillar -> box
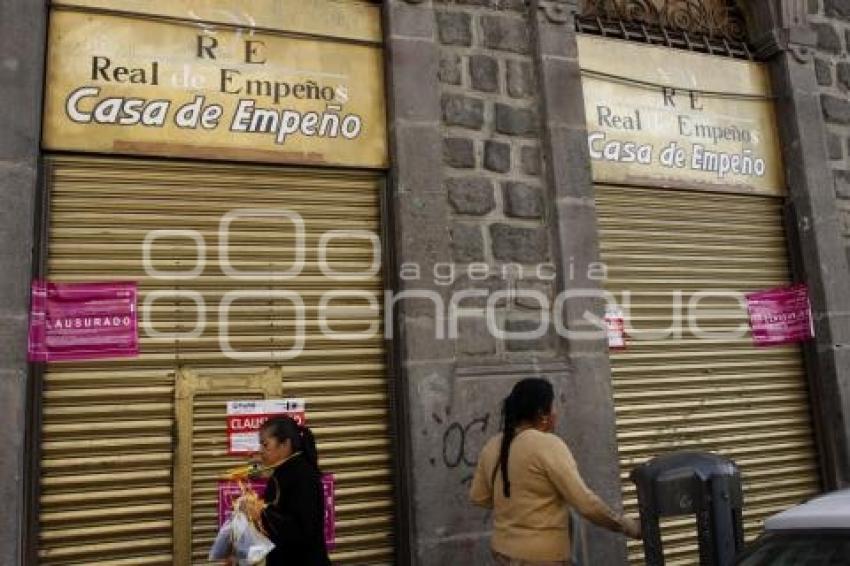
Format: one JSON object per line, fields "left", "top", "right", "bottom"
{"left": 386, "top": 0, "right": 629, "bottom": 562}
{"left": 0, "top": 0, "right": 47, "bottom": 564}
{"left": 532, "top": 1, "right": 628, "bottom": 564}
{"left": 745, "top": 0, "right": 850, "bottom": 488}
{"left": 384, "top": 1, "right": 455, "bottom": 564}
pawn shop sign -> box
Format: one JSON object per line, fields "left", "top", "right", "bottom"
{"left": 226, "top": 399, "right": 306, "bottom": 455}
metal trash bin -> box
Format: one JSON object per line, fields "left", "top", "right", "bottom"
{"left": 630, "top": 452, "right": 745, "bottom": 566}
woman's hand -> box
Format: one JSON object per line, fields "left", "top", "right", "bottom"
{"left": 621, "top": 516, "right": 642, "bottom": 540}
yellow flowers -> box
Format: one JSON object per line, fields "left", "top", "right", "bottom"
{"left": 224, "top": 463, "right": 262, "bottom": 481}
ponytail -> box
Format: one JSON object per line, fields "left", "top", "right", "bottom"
{"left": 493, "top": 378, "right": 555, "bottom": 499}
{"left": 298, "top": 424, "right": 321, "bottom": 471}
{"left": 495, "top": 393, "right": 517, "bottom": 498}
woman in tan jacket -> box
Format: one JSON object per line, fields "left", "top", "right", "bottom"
{"left": 470, "top": 378, "right": 641, "bottom": 566}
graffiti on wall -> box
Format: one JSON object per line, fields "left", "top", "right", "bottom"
{"left": 433, "top": 411, "right": 493, "bottom": 487}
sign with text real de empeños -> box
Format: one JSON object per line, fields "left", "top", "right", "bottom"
{"left": 579, "top": 35, "right": 784, "bottom": 196}
{"left": 43, "top": 9, "right": 387, "bottom": 168}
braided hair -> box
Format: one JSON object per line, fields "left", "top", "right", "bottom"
{"left": 494, "top": 378, "right": 555, "bottom": 498}
{"left": 260, "top": 415, "right": 321, "bottom": 470}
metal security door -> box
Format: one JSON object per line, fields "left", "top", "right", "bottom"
{"left": 596, "top": 184, "right": 821, "bottom": 565}
{"left": 38, "top": 156, "right": 396, "bottom": 565}
{"left": 173, "top": 366, "right": 283, "bottom": 564}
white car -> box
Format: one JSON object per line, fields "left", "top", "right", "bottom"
{"left": 736, "top": 489, "right": 850, "bottom": 564}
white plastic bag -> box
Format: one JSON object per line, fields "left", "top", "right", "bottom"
{"left": 208, "top": 518, "right": 233, "bottom": 560}
{"left": 231, "top": 510, "right": 275, "bottom": 566}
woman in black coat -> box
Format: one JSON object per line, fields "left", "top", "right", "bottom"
{"left": 244, "top": 416, "right": 331, "bottom": 566}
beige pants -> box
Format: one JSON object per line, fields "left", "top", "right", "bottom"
{"left": 492, "top": 551, "right": 570, "bottom": 566}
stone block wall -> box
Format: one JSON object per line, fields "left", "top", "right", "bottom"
{"left": 0, "top": 1, "right": 46, "bottom": 564}
{"left": 385, "top": 2, "right": 602, "bottom": 564}
{"left": 809, "top": 0, "right": 850, "bottom": 263}
{"left": 434, "top": 0, "right": 562, "bottom": 362}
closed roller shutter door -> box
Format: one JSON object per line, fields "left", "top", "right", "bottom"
{"left": 595, "top": 184, "right": 821, "bottom": 565}
{"left": 174, "top": 367, "right": 286, "bottom": 564}
{"left": 39, "top": 156, "right": 395, "bottom": 565}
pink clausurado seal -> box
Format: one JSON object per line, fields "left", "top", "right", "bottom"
{"left": 746, "top": 284, "right": 814, "bottom": 347}
{"left": 28, "top": 280, "right": 139, "bottom": 362}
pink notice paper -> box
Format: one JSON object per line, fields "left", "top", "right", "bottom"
{"left": 28, "top": 280, "right": 139, "bottom": 362}
{"left": 322, "top": 473, "right": 336, "bottom": 550}
{"left": 217, "top": 474, "right": 336, "bottom": 548}
{"left": 746, "top": 284, "right": 814, "bottom": 347}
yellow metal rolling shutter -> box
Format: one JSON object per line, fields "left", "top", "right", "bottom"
{"left": 173, "top": 367, "right": 285, "bottom": 564}
{"left": 595, "top": 184, "right": 821, "bottom": 565}
{"left": 39, "top": 156, "right": 395, "bottom": 565}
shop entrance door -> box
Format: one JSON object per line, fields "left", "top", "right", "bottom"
{"left": 579, "top": 34, "right": 822, "bottom": 564}
{"left": 37, "top": 156, "right": 396, "bottom": 565}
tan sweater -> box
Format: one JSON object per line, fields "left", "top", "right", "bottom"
{"left": 470, "top": 429, "right": 628, "bottom": 562}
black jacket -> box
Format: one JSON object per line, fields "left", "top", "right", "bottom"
{"left": 260, "top": 453, "right": 331, "bottom": 566}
